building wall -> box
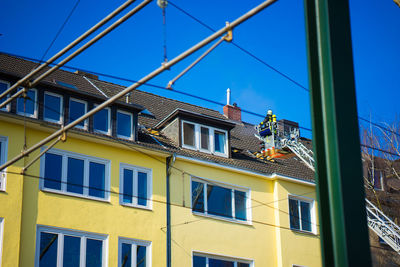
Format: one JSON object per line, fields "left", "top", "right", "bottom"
{"left": 274, "top": 180, "right": 321, "bottom": 267}
{"left": 170, "top": 158, "right": 321, "bottom": 267}
{"left": 0, "top": 121, "right": 25, "bottom": 267}
{"left": 0, "top": 119, "right": 168, "bottom": 267}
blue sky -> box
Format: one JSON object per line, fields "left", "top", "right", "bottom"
{"left": 1, "top": 0, "right": 399, "bottom": 138}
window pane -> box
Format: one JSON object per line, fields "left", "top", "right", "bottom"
{"left": 183, "top": 122, "right": 195, "bottom": 147}
{"left": 235, "top": 190, "right": 247, "bottom": 221}
{"left": 207, "top": 185, "right": 232, "bottom": 218}
{"left": 238, "top": 263, "right": 250, "bottom": 267}
{"left": 39, "top": 232, "right": 58, "bottom": 266}
{"left": 209, "top": 258, "right": 234, "bottom": 267}
{"left": 67, "top": 157, "right": 84, "bottom": 194}
{"left": 193, "top": 255, "right": 206, "bottom": 267}
{"left": 138, "top": 172, "right": 147, "bottom": 206}
{"left": 44, "top": 153, "right": 62, "bottom": 190}
{"left": 123, "top": 169, "right": 133, "bottom": 204}
{"left": 17, "top": 89, "right": 36, "bottom": 115}
{"left": 289, "top": 199, "right": 300, "bottom": 230}
{"left": 300, "top": 201, "right": 312, "bottom": 232}
{"left": 69, "top": 100, "right": 86, "bottom": 127}
{"left": 121, "top": 243, "right": 132, "bottom": 267}
{"left": 44, "top": 93, "right": 61, "bottom": 122}
{"left": 86, "top": 238, "right": 103, "bottom": 267}
{"left": 192, "top": 181, "right": 204, "bottom": 213}
{"left": 63, "top": 235, "right": 81, "bottom": 267}
{"left": 214, "top": 131, "right": 226, "bottom": 154}
{"left": 200, "top": 127, "right": 209, "bottom": 150}
{"left": 117, "top": 111, "right": 132, "bottom": 138}
{"left": 93, "top": 108, "right": 109, "bottom": 133}
{"left": 89, "top": 162, "right": 105, "bottom": 198}
{"left": 0, "top": 82, "right": 8, "bottom": 109}
{"left": 137, "top": 245, "right": 146, "bottom": 267}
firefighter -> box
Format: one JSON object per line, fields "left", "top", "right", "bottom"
{"left": 258, "top": 110, "right": 273, "bottom": 137}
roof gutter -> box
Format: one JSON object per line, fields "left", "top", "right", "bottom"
{"left": 175, "top": 155, "right": 315, "bottom": 187}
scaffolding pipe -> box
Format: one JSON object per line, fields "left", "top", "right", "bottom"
{"left": 167, "top": 36, "right": 225, "bottom": 89}
{"left": 0, "top": 0, "right": 152, "bottom": 110}
{"left": 0, "top": 0, "right": 138, "bottom": 101}
{"left": 21, "top": 135, "right": 62, "bottom": 174}
{"left": 0, "top": 0, "right": 277, "bottom": 172}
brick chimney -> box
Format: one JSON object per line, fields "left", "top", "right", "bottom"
{"left": 223, "top": 88, "right": 241, "bottom": 121}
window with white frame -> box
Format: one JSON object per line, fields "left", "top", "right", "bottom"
{"left": 193, "top": 252, "right": 252, "bottom": 267}
{"left": 289, "top": 196, "right": 315, "bottom": 233}
{"left": 35, "top": 226, "right": 107, "bottom": 267}
{"left": 44, "top": 91, "right": 63, "bottom": 124}
{"left": 69, "top": 98, "right": 88, "bottom": 129}
{"left": 17, "top": 88, "right": 37, "bottom": 118}
{"left": 191, "top": 177, "right": 250, "bottom": 222}
{"left": 120, "top": 163, "right": 152, "bottom": 209}
{"left": 182, "top": 121, "right": 228, "bottom": 157}
{"left": 0, "top": 80, "right": 11, "bottom": 111}
{"left": 0, "top": 136, "right": 8, "bottom": 192}
{"left": 119, "top": 237, "right": 151, "bottom": 267}
{"left": 93, "top": 105, "right": 111, "bottom": 135}
{"left": 40, "top": 148, "right": 110, "bottom": 200}
{"left": 117, "top": 110, "right": 133, "bottom": 139}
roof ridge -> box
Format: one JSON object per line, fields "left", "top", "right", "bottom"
{"left": 92, "top": 78, "right": 226, "bottom": 116}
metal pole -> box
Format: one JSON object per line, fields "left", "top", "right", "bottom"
{"left": 0, "top": 0, "right": 152, "bottom": 110}
{"left": 304, "top": 0, "right": 372, "bottom": 266}
{"left": 0, "top": 0, "right": 138, "bottom": 101}
{"left": 167, "top": 37, "right": 225, "bottom": 89}
{"left": 0, "top": 0, "right": 277, "bottom": 172}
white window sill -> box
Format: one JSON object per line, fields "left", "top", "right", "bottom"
{"left": 183, "top": 146, "right": 228, "bottom": 158}
{"left": 117, "top": 134, "right": 133, "bottom": 140}
{"left": 44, "top": 118, "right": 63, "bottom": 124}
{"left": 290, "top": 228, "right": 317, "bottom": 236}
{"left": 17, "top": 112, "right": 37, "bottom": 119}
{"left": 41, "top": 188, "right": 110, "bottom": 203}
{"left": 120, "top": 202, "right": 152, "bottom": 211}
{"left": 193, "top": 211, "right": 252, "bottom": 226}
{"left": 94, "top": 129, "right": 111, "bottom": 136}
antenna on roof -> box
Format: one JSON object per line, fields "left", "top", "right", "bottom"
{"left": 227, "top": 88, "right": 231, "bottom": 105}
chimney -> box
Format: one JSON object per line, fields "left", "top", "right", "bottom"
{"left": 223, "top": 88, "right": 241, "bottom": 121}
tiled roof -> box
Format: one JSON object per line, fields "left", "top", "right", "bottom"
{"left": 0, "top": 53, "right": 315, "bottom": 183}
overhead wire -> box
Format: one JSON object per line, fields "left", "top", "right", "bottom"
{"left": 165, "top": 1, "right": 399, "bottom": 139}
{"left": 39, "top": 0, "right": 81, "bottom": 64}
{"left": 5, "top": 51, "right": 399, "bottom": 140}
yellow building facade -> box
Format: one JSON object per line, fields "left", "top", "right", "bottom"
{"left": 0, "top": 53, "right": 321, "bottom": 266}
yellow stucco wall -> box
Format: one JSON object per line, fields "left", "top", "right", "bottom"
{"left": 0, "top": 122, "right": 25, "bottom": 267}
{"left": 170, "top": 158, "right": 322, "bottom": 267}
{"left": 1, "top": 119, "right": 322, "bottom": 266}
{"left": 274, "top": 180, "right": 322, "bottom": 267}
{"left": 1, "top": 120, "right": 168, "bottom": 267}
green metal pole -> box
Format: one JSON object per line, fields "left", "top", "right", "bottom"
{"left": 304, "top": 0, "right": 372, "bottom": 266}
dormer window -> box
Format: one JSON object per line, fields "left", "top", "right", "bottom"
{"left": 117, "top": 110, "right": 133, "bottom": 140}
{"left": 182, "top": 120, "right": 228, "bottom": 157}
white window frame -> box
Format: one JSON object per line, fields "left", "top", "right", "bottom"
{"left": 181, "top": 120, "right": 228, "bottom": 157}
{"left": 119, "top": 163, "right": 152, "bottom": 210}
{"left": 118, "top": 237, "right": 152, "bottom": 267}
{"left": 16, "top": 88, "right": 38, "bottom": 118}
{"left": 35, "top": 225, "right": 108, "bottom": 267}
{"left": 191, "top": 176, "right": 251, "bottom": 224}
{"left": 0, "top": 218, "right": 3, "bottom": 267}
{"left": 93, "top": 105, "right": 111, "bottom": 135}
{"left": 0, "top": 136, "right": 8, "bottom": 192}
{"left": 192, "top": 251, "right": 253, "bottom": 267}
{"left": 43, "top": 91, "right": 63, "bottom": 124}
{"left": 0, "top": 80, "right": 11, "bottom": 112}
{"left": 288, "top": 194, "right": 316, "bottom": 234}
{"left": 69, "top": 98, "right": 88, "bottom": 130}
{"left": 116, "top": 109, "right": 133, "bottom": 140}
{"left": 39, "top": 148, "right": 111, "bottom": 201}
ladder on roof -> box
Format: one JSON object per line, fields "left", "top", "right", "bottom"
{"left": 276, "top": 130, "right": 400, "bottom": 255}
